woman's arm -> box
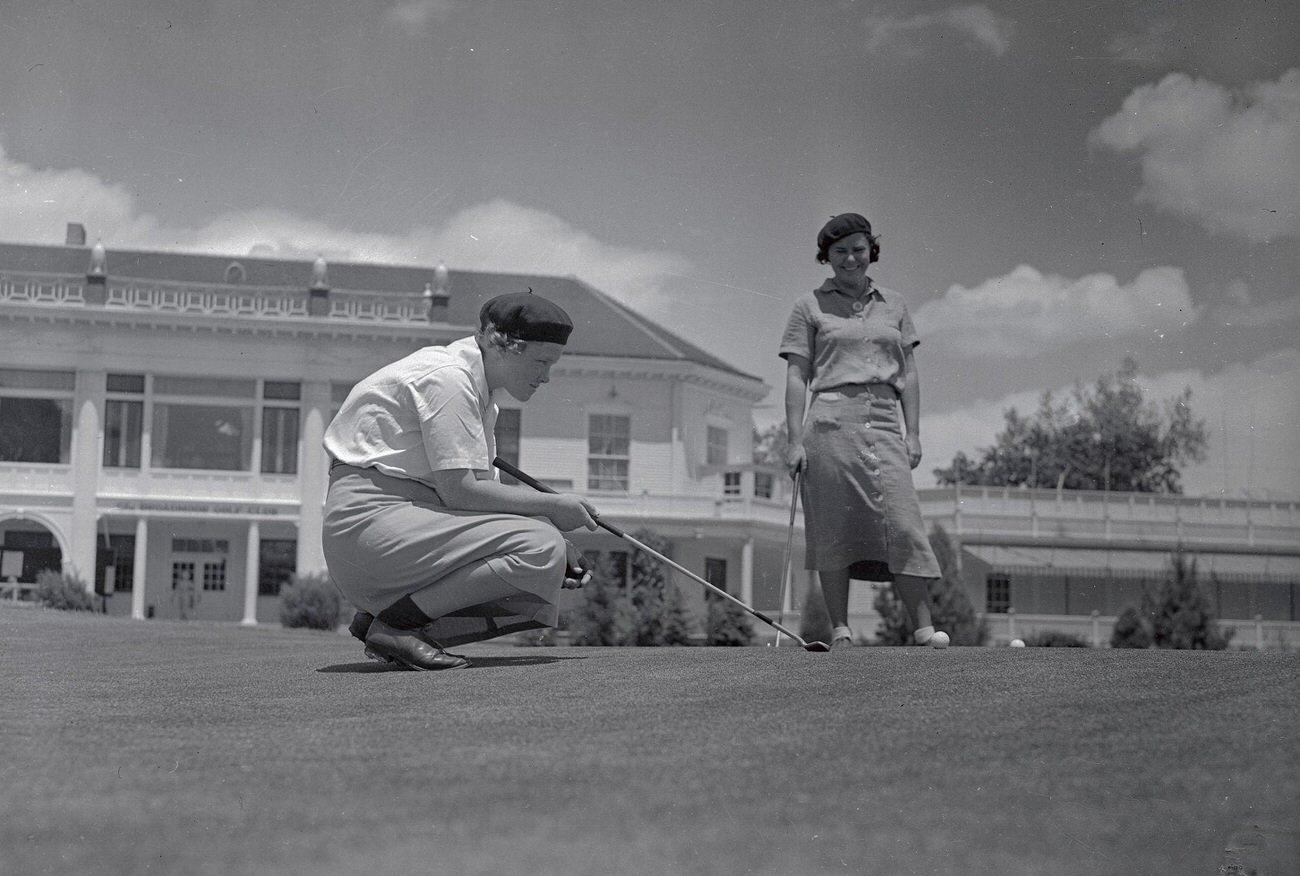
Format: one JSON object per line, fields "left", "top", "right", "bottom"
{"left": 784, "top": 355, "right": 811, "bottom": 475}
{"left": 429, "top": 469, "right": 598, "bottom": 532}
{"left": 900, "top": 346, "right": 922, "bottom": 469}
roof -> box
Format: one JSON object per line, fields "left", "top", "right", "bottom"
{"left": 0, "top": 240, "right": 761, "bottom": 383}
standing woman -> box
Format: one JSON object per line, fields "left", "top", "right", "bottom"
{"left": 779, "top": 213, "right": 946, "bottom": 649}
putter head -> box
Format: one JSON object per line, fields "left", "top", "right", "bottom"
{"left": 803, "top": 640, "right": 831, "bottom": 652}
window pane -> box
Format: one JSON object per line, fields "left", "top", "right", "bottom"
{"left": 104, "top": 400, "right": 143, "bottom": 468}
{"left": 152, "top": 403, "right": 253, "bottom": 470}
{"left": 258, "top": 539, "right": 297, "bottom": 596}
{"left": 0, "top": 369, "right": 74, "bottom": 391}
{"left": 754, "top": 472, "right": 774, "bottom": 499}
{"left": 260, "top": 407, "right": 299, "bottom": 474}
{"left": 587, "top": 459, "right": 629, "bottom": 491}
{"left": 106, "top": 373, "right": 145, "bottom": 393}
{"left": 0, "top": 397, "right": 72, "bottom": 463}
{"left": 153, "top": 376, "right": 255, "bottom": 398}
{"left": 707, "top": 426, "right": 728, "bottom": 465}
{"left": 263, "top": 381, "right": 301, "bottom": 401}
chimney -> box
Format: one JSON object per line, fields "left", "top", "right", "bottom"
{"left": 66, "top": 223, "right": 87, "bottom": 246}
{"left": 307, "top": 255, "right": 330, "bottom": 317}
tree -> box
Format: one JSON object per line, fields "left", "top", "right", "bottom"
{"left": 934, "top": 357, "right": 1208, "bottom": 494}
{"left": 628, "top": 530, "right": 693, "bottom": 646}
{"left": 1112, "top": 552, "right": 1233, "bottom": 649}
{"left": 569, "top": 553, "right": 638, "bottom": 646}
{"left": 873, "top": 525, "right": 988, "bottom": 645}
{"left": 752, "top": 422, "right": 790, "bottom": 467}
{"left": 705, "top": 592, "right": 755, "bottom": 645}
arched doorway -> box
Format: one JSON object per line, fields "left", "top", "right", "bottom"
{"left": 0, "top": 516, "right": 65, "bottom": 600}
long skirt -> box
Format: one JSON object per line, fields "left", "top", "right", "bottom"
{"left": 322, "top": 463, "right": 567, "bottom": 646}
{"left": 800, "top": 386, "right": 941, "bottom": 579}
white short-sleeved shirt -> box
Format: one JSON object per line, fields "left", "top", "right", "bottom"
{"left": 778, "top": 279, "right": 919, "bottom": 395}
{"left": 324, "top": 336, "right": 498, "bottom": 486}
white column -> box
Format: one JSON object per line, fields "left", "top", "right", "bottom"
{"left": 131, "top": 517, "right": 148, "bottom": 620}
{"left": 70, "top": 370, "right": 106, "bottom": 586}
{"left": 296, "top": 380, "right": 330, "bottom": 576}
{"left": 740, "top": 537, "right": 754, "bottom": 607}
{"left": 242, "top": 519, "right": 260, "bottom": 626}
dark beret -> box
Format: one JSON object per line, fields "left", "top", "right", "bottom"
{"left": 817, "top": 213, "right": 874, "bottom": 259}
{"left": 479, "top": 291, "right": 574, "bottom": 345}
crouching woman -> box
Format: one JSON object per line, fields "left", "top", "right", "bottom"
{"left": 322, "top": 292, "right": 597, "bottom": 670}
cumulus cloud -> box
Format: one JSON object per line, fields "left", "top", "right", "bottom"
{"left": 912, "top": 264, "right": 1199, "bottom": 357}
{"left": 1207, "top": 279, "right": 1300, "bottom": 329}
{"left": 383, "top": 0, "right": 459, "bottom": 35}
{"left": 1091, "top": 69, "right": 1300, "bottom": 242}
{"left": 921, "top": 348, "right": 1300, "bottom": 498}
{"left": 0, "top": 144, "right": 690, "bottom": 322}
{"left": 863, "top": 4, "right": 1015, "bottom": 57}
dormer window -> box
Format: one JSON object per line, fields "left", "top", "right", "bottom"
{"left": 224, "top": 262, "right": 246, "bottom": 284}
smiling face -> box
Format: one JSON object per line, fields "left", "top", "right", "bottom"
{"left": 492, "top": 340, "right": 565, "bottom": 402}
{"left": 826, "top": 231, "right": 873, "bottom": 288}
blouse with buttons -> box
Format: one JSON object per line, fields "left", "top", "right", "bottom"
{"left": 778, "top": 278, "right": 920, "bottom": 395}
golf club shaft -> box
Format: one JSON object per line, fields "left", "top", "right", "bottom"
{"left": 493, "top": 457, "right": 814, "bottom": 647}
{"left": 774, "top": 468, "right": 801, "bottom": 648}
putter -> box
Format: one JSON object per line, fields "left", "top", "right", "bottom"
{"left": 493, "top": 457, "right": 831, "bottom": 653}
{"left": 773, "top": 468, "right": 800, "bottom": 648}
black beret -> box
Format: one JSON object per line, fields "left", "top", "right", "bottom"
{"left": 817, "top": 213, "right": 874, "bottom": 259}
{"left": 479, "top": 291, "right": 574, "bottom": 345}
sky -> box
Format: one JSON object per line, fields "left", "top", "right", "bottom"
{"left": 2, "top": 0, "right": 1297, "bottom": 498}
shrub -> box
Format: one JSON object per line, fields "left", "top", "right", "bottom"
{"left": 628, "top": 530, "right": 693, "bottom": 646}
{"left": 278, "top": 573, "right": 342, "bottom": 630}
{"left": 35, "top": 570, "right": 95, "bottom": 612}
{"left": 1024, "top": 630, "right": 1090, "bottom": 647}
{"left": 705, "top": 593, "right": 755, "bottom": 645}
{"left": 1110, "top": 605, "right": 1152, "bottom": 648}
{"left": 1111, "top": 552, "right": 1233, "bottom": 650}
{"left": 569, "top": 554, "right": 638, "bottom": 646}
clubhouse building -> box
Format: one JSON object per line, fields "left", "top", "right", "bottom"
{"left": 2, "top": 226, "right": 1297, "bottom": 646}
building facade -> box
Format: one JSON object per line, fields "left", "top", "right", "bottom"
{"left": 3, "top": 228, "right": 1297, "bottom": 646}
{"left": 0, "top": 228, "right": 803, "bottom": 633}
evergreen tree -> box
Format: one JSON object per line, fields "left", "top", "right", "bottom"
{"left": 628, "top": 529, "right": 693, "bottom": 646}
{"left": 705, "top": 592, "right": 755, "bottom": 645}
{"left": 1111, "top": 552, "right": 1233, "bottom": 649}
{"left": 569, "top": 553, "right": 637, "bottom": 646}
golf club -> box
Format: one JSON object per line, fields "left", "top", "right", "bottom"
{"left": 493, "top": 457, "right": 831, "bottom": 652}
{"left": 773, "top": 468, "right": 800, "bottom": 648}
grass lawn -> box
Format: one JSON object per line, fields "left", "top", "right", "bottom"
{"left": 2, "top": 606, "right": 1297, "bottom": 876}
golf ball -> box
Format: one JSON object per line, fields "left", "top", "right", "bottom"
{"left": 930, "top": 631, "right": 950, "bottom": 649}
{"left": 1010, "top": 638, "right": 1026, "bottom": 648}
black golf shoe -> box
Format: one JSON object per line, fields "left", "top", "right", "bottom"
{"left": 363, "top": 619, "right": 470, "bottom": 671}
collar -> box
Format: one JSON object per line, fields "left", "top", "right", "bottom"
{"left": 817, "top": 277, "right": 882, "bottom": 300}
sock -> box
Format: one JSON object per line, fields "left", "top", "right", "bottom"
{"left": 832, "top": 625, "right": 853, "bottom": 641}
{"left": 914, "top": 625, "right": 935, "bottom": 645}
{"left": 376, "top": 595, "right": 433, "bottom": 631}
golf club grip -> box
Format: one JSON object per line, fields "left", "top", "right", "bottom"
{"left": 492, "top": 457, "right": 627, "bottom": 538}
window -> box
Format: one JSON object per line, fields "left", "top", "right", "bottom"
{"left": 104, "top": 373, "right": 144, "bottom": 469}
{"left": 151, "top": 377, "right": 255, "bottom": 471}
{"left": 95, "top": 534, "right": 136, "bottom": 593}
{"left": 754, "top": 472, "right": 774, "bottom": 499}
{"left": 0, "top": 369, "right": 74, "bottom": 464}
{"left": 258, "top": 539, "right": 297, "bottom": 596}
{"left": 723, "top": 471, "right": 742, "bottom": 496}
{"left": 986, "top": 573, "right": 1011, "bottom": 614}
{"left": 704, "top": 557, "right": 728, "bottom": 594}
{"left": 261, "top": 382, "right": 300, "bottom": 475}
{"left": 588, "top": 414, "right": 630, "bottom": 491}
{"left": 494, "top": 408, "right": 522, "bottom": 485}
{"left": 706, "top": 426, "right": 728, "bottom": 465}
